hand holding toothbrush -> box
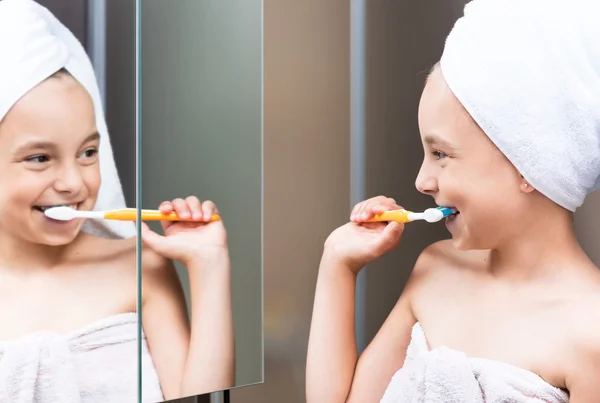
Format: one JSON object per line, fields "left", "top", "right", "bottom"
{"left": 324, "top": 196, "right": 405, "bottom": 273}
{"left": 140, "top": 196, "right": 228, "bottom": 266}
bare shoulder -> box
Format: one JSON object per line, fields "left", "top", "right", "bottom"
{"left": 408, "top": 239, "right": 486, "bottom": 314}
{"left": 411, "top": 239, "right": 483, "bottom": 282}
{"left": 76, "top": 234, "right": 137, "bottom": 271}
{"left": 564, "top": 286, "right": 600, "bottom": 397}
{"left": 568, "top": 275, "right": 600, "bottom": 352}
{"left": 139, "top": 242, "right": 184, "bottom": 308}
{"left": 79, "top": 234, "right": 181, "bottom": 306}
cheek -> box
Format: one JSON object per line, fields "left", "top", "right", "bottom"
{"left": 84, "top": 167, "right": 101, "bottom": 196}
{"left": 0, "top": 173, "right": 48, "bottom": 207}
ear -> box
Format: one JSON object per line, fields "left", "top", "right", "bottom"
{"left": 519, "top": 176, "right": 535, "bottom": 193}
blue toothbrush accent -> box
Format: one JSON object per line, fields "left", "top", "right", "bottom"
{"left": 436, "top": 206, "right": 456, "bottom": 217}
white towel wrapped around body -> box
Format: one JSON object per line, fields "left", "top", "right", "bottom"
{"left": 0, "top": 0, "right": 135, "bottom": 238}
{"left": 0, "top": 313, "right": 164, "bottom": 403}
{"left": 440, "top": 0, "right": 600, "bottom": 212}
{"left": 381, "top": 323, "right": 569, "bottom": 403}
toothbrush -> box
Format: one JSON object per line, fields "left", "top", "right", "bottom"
{"left": 43, "top": 206, "right": 221, "bottom": 222}
{"left": 366, "top": 206, "right": 455, "bottom": 224}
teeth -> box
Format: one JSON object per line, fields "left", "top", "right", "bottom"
{"left": 37, "top": 204, "right": 78, "bottom": 212}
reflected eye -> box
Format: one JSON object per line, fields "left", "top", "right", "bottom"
{"left": 432, "top": 150, "right": 448, "bottom": 160}
{"left": 81, "top": 148, "right": 98, "bottom": 159}
{"left": 25, "top": 155, "right": 50, "bottom": 164}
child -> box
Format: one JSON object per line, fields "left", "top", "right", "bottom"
{"left": 307, "top": 0, "right": 600, "bottom": 402}
{"left": 0, "top": 1, "right": 233, "bottom": 402}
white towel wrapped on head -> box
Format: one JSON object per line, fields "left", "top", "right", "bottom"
{"left": 440, "top": 0, "right": 600, "bottom": 212}
{"left": 0, "top": 0, "right": 135, "bottom": 239}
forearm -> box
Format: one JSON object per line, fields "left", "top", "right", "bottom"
{"left": 306, "top": 252, "right": 359, "bottom": 403}
{"left": 181, "top": 250, "right": 235, "bottom": 395}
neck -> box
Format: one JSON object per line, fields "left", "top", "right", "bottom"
{"left": 487, "top": 207, "right": 589, "bottom": 281}
{"left": 0, "top": 231, "right": 85, "bottom": 272}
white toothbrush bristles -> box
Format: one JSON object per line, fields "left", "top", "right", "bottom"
{"left": 43, "top": 206, "right": 104, "bottom": 221}
{"left": 423, "top": 208, "right": 445, "bottom": 223}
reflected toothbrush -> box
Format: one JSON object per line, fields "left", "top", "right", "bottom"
{"left": 43, "top": 206, "right": 221, "bottom": 222}
{"left": 366, "top": 206, "right": 456, "bottom": 224}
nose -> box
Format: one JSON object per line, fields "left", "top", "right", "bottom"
{"left": 415, "top": 162, "right": 438, "bottom": 195}
{"left": 54, "top": 163, "right": 85, "bottom": 194}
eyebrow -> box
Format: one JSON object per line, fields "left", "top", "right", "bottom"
{"left": 423, "top": 134, "right": 455, "bottom": 149}
{"left": 14, "top": 131, "right": 100, "bottom": 154}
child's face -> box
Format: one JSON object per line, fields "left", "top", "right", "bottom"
{"left": 416, "top": 67, "right": 528, "bottom": 250}
{"left": 0, "top": 73, "right": 100, "bottom": 246}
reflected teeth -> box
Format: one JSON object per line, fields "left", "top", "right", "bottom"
{"left": 38, "top": 204, "right": 78, "bottom": 212}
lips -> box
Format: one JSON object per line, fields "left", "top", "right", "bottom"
{"left": 439, "top": 205, "right": 459, "bottom": 215}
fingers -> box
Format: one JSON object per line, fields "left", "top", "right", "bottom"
{"left": 159, "top": 200, "right": 174, "bottom": 214}
{"left": 186, "top": 196, "right": 203, "bottom": 221}
{"left": 201, "top": 200, "right": 219, "bottom": 221}
{"left": 158, "top": 196, "right": 219, "bottom": 222}
{"left": 381, "top": 221, "right": 404, "bottom": 244}
{"left": 140, "top": 221, "right": 169, "bottom": 254}
{"left": 370, "top": 221, "right": 404, "bottom": 256}
{"left": 172, "top": 198, "right": 191, "bottom": 220}
{"left": 351, "top": 196, "right": 402, "bottom": 222}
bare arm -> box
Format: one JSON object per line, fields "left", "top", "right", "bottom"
{"left": 142, "top": 251, "right": 191, "bottom": 399}
{"left": 306, "top": 252, "right": 360, "bottom": 402}
{"left": 143, "top": 249, "right": 234, "bottom": 399}
{"left": 307, "top": 244, "right": 432, "bottom": 403}
{"left": 180, "top": 250, "right": 235, "bottom": 395}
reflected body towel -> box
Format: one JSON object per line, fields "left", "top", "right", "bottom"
{"left": 381, "top": 323, "right": 569, "bottom": 403}
{"left": 0, "top": 313, "right": 164, "bottom": 403}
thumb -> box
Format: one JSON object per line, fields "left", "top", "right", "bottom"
{"left": 377, "top": 221, "right": 404, "bottom": 250}
{"left": 140, "top": 222, "right": 169, "bottom": 255}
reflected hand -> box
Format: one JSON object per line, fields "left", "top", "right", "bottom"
{"left": 324, "top": 195, "right": 404, "bottom": 273}
{"left": 140, "top": 196, "right": 228, "bottom": 265}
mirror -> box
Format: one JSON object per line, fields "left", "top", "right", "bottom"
{"left": 139, "top": 0, "right": 263, "bottom": 400}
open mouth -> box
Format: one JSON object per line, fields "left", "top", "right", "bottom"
{"left": 33, "top": 203, "right": 79, "bottom": 213}
{"left": 445, "top": 207, "right": 460, "bottom": 221}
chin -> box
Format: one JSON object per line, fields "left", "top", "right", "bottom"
{"left": 30, "top": 223, "right": 83, "bottom": 246}
{"left": 43, "top": 236, "right": 79, "bottom": 246}
{"left": 34, "top": 231, "right": 79, "bottom": 246}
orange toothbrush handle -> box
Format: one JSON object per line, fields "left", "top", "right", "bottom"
{"left": 366, "top": 209, "right": 412, "bottom": 224}
{"left": 104, "top": 209, "right": 221, "bottom": 222}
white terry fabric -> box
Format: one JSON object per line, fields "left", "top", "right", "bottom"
{"left": 381, "top": 322, "right": 570, "bottom": 403}
{"left": 0, "top": 0, "right": 135, "bottom": 238}
{"left": 440, "top": 0, "right": 600, "bottom": 212}
{"left": 0, "top": 313, "right": 164, "bottom": 403}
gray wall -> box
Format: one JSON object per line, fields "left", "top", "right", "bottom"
{"left": 35, "top": 0, "right": 88, "bottom": 45}
{"left": 232, "top": 0, "right": 351, "bottom": 401}
{"left": 363, "top": 0, "right": 468, "bottom": 346}
{"left": 575, "top": 192, "right": 600, "bottom": 264}
{"left": 140, "top": 0, "right": 263, "bottom": 393}
{"left": 105, "top": 0, "right": 136, "bottom": 206}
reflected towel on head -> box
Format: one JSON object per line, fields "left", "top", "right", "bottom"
{"left": 440, "top": 0, "right": 600, "bottom": 212}
{"left": 0, "top": 0, "right": 135, "bottom": 238}
{"left": 381, "top": 323, "right": 570, "bottom": 403}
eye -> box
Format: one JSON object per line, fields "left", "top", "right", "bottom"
{"left": 25, "top": 155, "right": 50, "bottom": 164}
{"left": 432, "top": 150, "right": 448, "bottom": 160}
{"left": 81, "top": 148, "right": 98, "bottom": 159}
